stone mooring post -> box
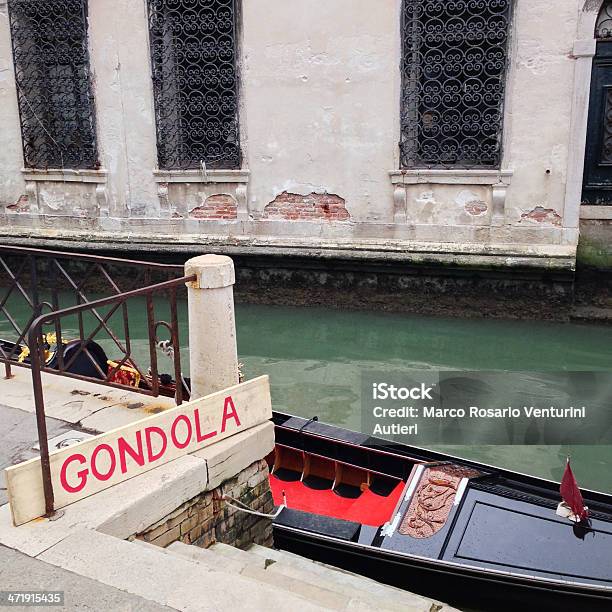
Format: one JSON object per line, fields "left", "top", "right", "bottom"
{"left": 185, "top": 254, "right": 240, "bottom": 399}
{"left": 137, "top": 254, "right": 275, "bottom": 551}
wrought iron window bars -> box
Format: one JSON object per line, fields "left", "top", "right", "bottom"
{"left": 596, "top": 2, "right": 612, "bottom": 40}
{"left": 7, "top": 0, "right": 99, "bottom": 169}
{"left": 400, "top": 0, "right": 512, "bottom": 169}
{"left": 147, "top": 0, "right": 241, "bottom": 170}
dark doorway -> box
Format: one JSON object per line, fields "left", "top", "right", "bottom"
{"left": 583, "top": 5, "right": 612, "bottom": 205}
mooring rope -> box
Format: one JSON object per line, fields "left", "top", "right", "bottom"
{"left": 155, "top": 340, "right": 191, "bottom": 394}
{"left": 221, "top": 492, "right": 286, "bottom": 519}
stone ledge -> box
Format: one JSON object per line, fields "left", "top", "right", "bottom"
{"left": 0, "top": 453, "right": 208, "bottom": 557}
{"left": 101, "top": 422, "right": 274, "bottom": 540}
{"left": 580, "top": 205, "right": 612, "bottom": 220}
{"left": 22, "top": 169, "right": 108, "bottom": 184}
{"left": 0, "top": 241, "right": 575, "bottom": 271}
{"left": 0, "top": 226, "right": 576, "bottom": 256}
{"left": 153, "top": 169, "right": 250, "bottom": 184}
{"left": 389, "top": 169, "right": 513, "bottom": 186}
{"left": 195, "top": 421, "right": 275, "bottom": 490}
{"left": 0, "top": 421, "right": 274, "bottom": 556}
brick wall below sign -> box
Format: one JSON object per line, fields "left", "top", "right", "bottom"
{"left": 133, "top": 458, "right": 274, "bottom": 550}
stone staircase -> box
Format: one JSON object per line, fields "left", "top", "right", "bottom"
{"left": 36, "top": 527, "right": 458, "bottom": 611}
{"left": 163, "top": 541, "right": 457, "bottom": 612}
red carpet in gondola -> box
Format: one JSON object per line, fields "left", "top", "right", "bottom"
{"left": 269, "top": 474, "right": 404, "bottom": 526}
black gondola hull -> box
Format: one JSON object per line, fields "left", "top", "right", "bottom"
{"left": 269, "top": 412, "right": 612, "bottom": 611}
{"left": 273, "top": 523, "right": 612, "bottom": 612}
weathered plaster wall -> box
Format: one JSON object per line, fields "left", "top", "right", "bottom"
{"left": 502, "top": 1, "right": 578, "bottom": 232}
{"left": 241, "top": 0, "right": 398, "bottom": 224}
{"left": 0, "top": 1, "right": 26, "bottom": 212}
{"left": 88, "top": 0, "right": 159, "bottom": 218}
{"left": 34, "top": 181, "right": 100, "bottom": 217}
{"left": 0, "top": 0, "right": 594, "bottom": 268}
{"left": 402, "top": 185, "right": 493, "bottom": 227}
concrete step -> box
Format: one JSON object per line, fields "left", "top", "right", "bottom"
{"left": 168, "top": 541, "right": 254, "bottom": 573}
{"left": 208, "top": 540, "right": 267, "bottom": 568}
{"left": 207, "top": 542, "right": 446, "bottom": 612}
{"left": 169, "top": 541, "right": 365, "bottom": 611}
{"left": 38, "top": 529, "right": 328, "bottom": 612}
{"left": 138, "top": 537, "right": 453, "bottom": 611}
{"left": 247, "top": 543, "right": 450, "bottom": 611}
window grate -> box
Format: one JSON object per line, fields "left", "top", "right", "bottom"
{"left": 8, "top": 0, "right": 99, "bottom": 170}
{"left": 596, "top": 2, "right": 612, "bottom": 39}
{"left": 400, "top": 0, "right": 512, "bottom": 169}
{"left": 147, "top": 0, "right": 241, "bottom": 170}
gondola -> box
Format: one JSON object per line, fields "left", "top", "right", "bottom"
{"left": 0, "top": 338, "right": 187, "bottom": 397}
{"left": 267, "top": 412, "right": 612, "bottom": 612}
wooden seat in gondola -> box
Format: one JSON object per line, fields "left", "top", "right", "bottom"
{"left": 368, "top": 474, "right": 400, "bottom": 497}
{"left": 303, "top": 453, "right": 335, "bottom": 491}
{"left": 333, "top": 462, "right": 369, "bottom": 499}
{"left": 268, "top": 444, "right": 303, "bottom": 482}
{"left": 268, "top": 441, "right": 406, "bottom": 526}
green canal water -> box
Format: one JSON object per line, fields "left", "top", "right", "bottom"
{"left": 235, "top": 304, "right": 612, "bottom": 494}
{"left": 1, "top": 296, "right": 611, "bottom": 493}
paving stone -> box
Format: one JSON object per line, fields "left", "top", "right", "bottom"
{"left": 0, "top": 544, "right": 175, "bottom": 612}
{"left": 0, "top": 403, "right": 74, "bottom": 506}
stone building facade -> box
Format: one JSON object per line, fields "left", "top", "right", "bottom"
{"left": 0, "top": 1, "right": 611, "bottom": 271}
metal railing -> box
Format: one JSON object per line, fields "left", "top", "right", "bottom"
{"left": 0, "top": 245, "right": 184, "bottom": 377}
{"left": 0, "top": 245, "right": 195, "bottom": 517}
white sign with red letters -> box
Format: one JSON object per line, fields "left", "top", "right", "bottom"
{"left": 6, "top": 376, "right": 272, "bottom": 526}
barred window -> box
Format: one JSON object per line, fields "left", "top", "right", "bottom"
{"left": 147, "top": 0, "right": 241, "bottom": 170}
{"left": 400, "top": 0, "right": 512, "bottom": 169}
{"left": 596, "top": 2, "right": 612, "bottom": 39}
{"left": 8, "top": 0, "right": 98, "bottom": 169}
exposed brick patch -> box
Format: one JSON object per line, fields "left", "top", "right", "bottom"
{"left": 135, "top": 458, "right": 273, "bottom": 550}
{"left": 520, "top": 206, "right": 562, "bottom": 227}
{"left": 6, "top": 194, "right": 29, "bottom": 213}
{"left": 264, "top": 191, "right": 349, "bottom": 221}
{"left": 189, "top": 194, "right": 237, "bottom": 220}
{"left": 464, "top": 199, "right": 488, "bottom": 216}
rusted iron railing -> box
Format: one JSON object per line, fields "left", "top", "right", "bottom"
{"left": 27, "top": 276, "right": 194, "bottom": 516}
{"left": 0, "top": 245, "right": 195, "bottom": 517}
{"left": 0, "top": 245, "right": 185, "bottom": 379}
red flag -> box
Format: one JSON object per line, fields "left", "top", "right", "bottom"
{"left": 560, "top": 458, "right": 588, "bottom": 522}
